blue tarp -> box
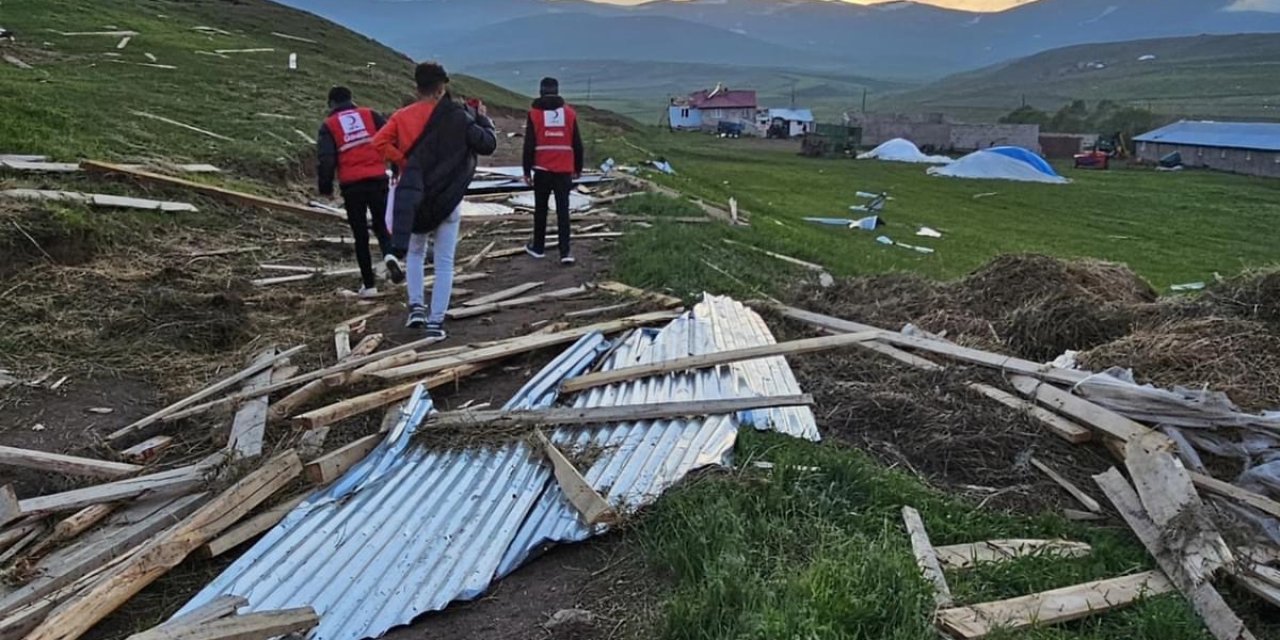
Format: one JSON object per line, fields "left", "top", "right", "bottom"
{"left": 985, "top": 146, "right": 1059, "bottom": 177}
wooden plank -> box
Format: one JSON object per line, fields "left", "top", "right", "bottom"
{"left": 333, "top": 325, "right": 351, "bottom": 359}
{"left": 292, "top": 364, "right": 488, "bottom": 430}
{"left": 2, "top": 485, "right": 20, "bottom": 527}
{"left": 596, "top": 281, "right": 683, "bottom": 308}
{"left": 27, "top": 505, "right": 117, "bottom": 558}
{"left": 2, "top": 55, "right": 33, "bottom": 70}
{"left": 1030, "top": 457, "right": 1102, "bottom": 513}
{"left": 447, "top": 285, "right": 591, "bottom": 320}
{"left": 160, "top": 595, "right": 248, "bottom": 629}
{"left": 227, "top": 349, "right": 276, "bottom": 459}
{"left": 969, "top": 384, "right": 1092, "bottom": 444}
{"left": 201, "top": 495, "right": 307, "bottom": 558}
{"left": 723, "top": 239, "right": 825, "bottom": 272}
{"left": 934, "top": 539, "right": 1092, "bottom": 570}
{"left": 1095, "top": 467, "right": 1257, "bottom": 640}
{"left": 560, "top": 332, "right": 879, "bottom": 394}
{"left": 268, "top": 334, "right": 383, "bottom": 422}
{"left": 426, "top": 395, "right": 813, "bottom": 431}
{"left": 16, "top": 457, "right": 220, "bottom": 518}
{"left": 119, "top": 437, "right": 173, "bottom": 464}
{"left": 108, "top": 345, "right": 304, "bottom": 444}
{"left": 1190, "top": 473, "right": 1280, "bottom": 521}
{"left": 374, "top": 311, "right": 681, "bottom": 381}
{"left": 0, "top": 518, "right": 41, "bottom": 552}
{"left": 128, "top": 607, "right": 317, "bottom": 640}
{"left": 82, "top": 161, "right": 342, "bottom": 224}
{"left": 462, "top": 281, "right": 544, "bottom": 307}
{"left": 937, "top": 571, "right": 1174, "bottom": 638}
{"left": 271, "top": 31, "right": 317, "bottom": 43}
{"left": 563, "top": 301, "right": 637, "bottom": 319}
{"left": 0, "top": 495, "right": 205, "bottom": 618}
{"left": 252, "top": 268, "right": 358, "bottom": 287}
{"left": 535, "top": 431, "right": 615, "bottom": 525}
{"left": 23, "top": 452, "right": 301, "bottom": 640}
{"left": 1124, "top": 432, "right": 1232, "bottom": 580}
{"left": 303, "top": 436, "right": 380, "bottom": 485}
{"left": 0, "top": 446, "right": 141, "bottom": 480}
{"left": 129, "top": 111, "right": 233, "bottom": 142}
{"left": 1008, "top": 375, "right": 1153, "bottom": 443}
{"left": 765, "top": 304, "right": 1089, "bottom": 386}
{"left": 901, "top": 506, "right": 953, "bottom": 607}
{"left": 460, "top": 240, "right": 496, "bottom": 270}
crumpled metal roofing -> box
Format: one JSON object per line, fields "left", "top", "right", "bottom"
{"left": 175, "top": 295, "right": 816, "bottom": 640}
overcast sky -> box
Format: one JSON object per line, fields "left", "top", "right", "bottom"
{"left": 590, "top": 0, "right": 1038, "bottom": 11}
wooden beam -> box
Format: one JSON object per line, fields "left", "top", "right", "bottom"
{"left": 334, "top": 325, "right": 351, "bottom": 360}
{"left": 23, "top": 452, "right": 301, "bottom": 640}
{"left": 128, "top": 607, "right": 318, "bottom": 640}
{"left": 934, "top": 539, "right": 1092, "bottom": 571}
{"left": 1008, "top": 375, "right": 1153, "bottom": 443}
{"left": 563, "top": 302, "right": 637, "bottom": 319}
{"left": 268, "top": 334, "right": 383, "bottom": 422}
{"left": 446, "top": 285, "right": 592, "bottom": 320}
{"left": 375, "top": 311, "right": 681, "bottom": 381}
{"left": 968, "top": 384, "right": 1092, "bottom": 444}
{"left": 159, "top": 595, "right": 248, "bottom": 628}
{"left": 596, "top": 281, "right": 683, "bottom": 308}
{"left": 723, "top": 239, "right": 825, "bottom": 272}
{"left": 937, "top": 571, "right": 1174, "bottom": 638}
{"left": 15, "top": 462, "right": 214, "bottom": 519}
{"left": 292, "top": 364, "right": 488, "bottom": 430}
{"left": 901, "top": 506, "right": 953, "bottom": 607}
{"left": 201, "top": 495, "right": 307, "bottom": 558}
{"left": 27, "top": 504, "right": 117, "bottom": 558}
{"left": 535, "top": 431, "right": 615, "bottom": 525}
{"left": 227, "top": 349, "right": 277, "bottom": 459}
{"left": 108, "top": 345, "right": 304, "bottom": 444}
{"left": 0, "top": 446, "right": 142, "bottom": 480}
{"left": 303, "top": 436, "right": 380, "bottom": 485}
{"left": 2, "top": 485, "right": 20, "bottom": 527}
{"left": 1190, "top": 473, "right": 1280, "bottom": 521}
{"left": 119, "top": 437, "right": 173, "bottom": 464}
{"left": 128, "top": 111, "right": 234, "bottom": 142}
{"left": 1095, "top": 468, "right": 1257, "bottom": 640}
{"left": 460, "top": 240, "right": 496, "bottom": 270}
{"left": 1030, "top": 457, "right": 1102, "bottom": 513}
{"left": 560, "top": 332, "right": 878, "bottom": 393}
{"left": 82, "top": 161, "right": 342, "bottom": 224}
{"left": 425, "top": 395, "right": 813, "bottom": 431}
{"left": 462, "top": 281, "right": 544, "bottom": 307}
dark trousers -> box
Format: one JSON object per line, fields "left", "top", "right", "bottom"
{"left": 342, "top": 181, "right": 392, "bottom": 288}
{"left": 532, "top": 171, "right": 573, "bottom": 257}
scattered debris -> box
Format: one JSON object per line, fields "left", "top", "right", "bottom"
{"left": 212, "top": 48, "right": 274, "bottom": 54}
{"left": 876, "top": 235, "right": 935, "bottom": 254}
{"left": 271, "top": 31, "right": 317, "bottom": 44}
{"left": 804, "top": 215, "right": 881, "bottom": 230}
{"left": 2, "top": 189, "right": 197, "bottom": 213}
{"left": 917, "top": 226, "right": 943, "bottom": 238}
{"left": 3, "top": 54, "right": 33, "bottom": 70}
{"left": 131, "top": 110, "right": 233, "bottom": 142}
{"left": 115, "top": 35, "right": 131, "bottom": 49}
{"left": 1170, "top": 281, "right": 1206, "bottom": 292}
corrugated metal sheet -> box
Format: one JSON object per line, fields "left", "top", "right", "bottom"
{"left": 1134, "top": 120, "right": 1280, "bottom": 151}
{"left": 176, "top": 295, "right": 816, "bottom": 640}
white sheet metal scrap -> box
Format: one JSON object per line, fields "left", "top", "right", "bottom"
{"left": 175, "top": 295, "right": 816, "bottom": 640}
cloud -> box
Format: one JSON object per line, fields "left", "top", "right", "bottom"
{"left": 1225, "top": 0, "right": 1280, "bottom": 12}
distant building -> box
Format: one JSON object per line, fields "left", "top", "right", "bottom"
{"left": 846, "top": 112, "right": 1041, "bottom": 153}
{"left": 759, "top": 108, "right": 815, "bottom": 138}
{"left": 669, "top": 84, "right": 758, "bottom": 132}
{"left": 1134, "top": 120, "right": 1280, "bottom": 178}
{"left": 1040, "top": 133, "right": 1100, "bottom": 159}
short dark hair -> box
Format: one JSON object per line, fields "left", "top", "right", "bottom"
{"left": 327, "top": 86, "right": 352, "bottom": 104}
{"left": 415, "top": 61, "right": 449, "bottom": 94}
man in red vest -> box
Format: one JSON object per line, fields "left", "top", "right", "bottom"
{"left": 317, "top": 86, "right": 402, "bottom": 297}
{"left": 523, "top": 77, "right": 584, "bottom": 265}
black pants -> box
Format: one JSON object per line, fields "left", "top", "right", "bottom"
{"left": 532, "top": 171, "right": 573, "bottom": 257}
{"left": 342, "top": 181, "right": 392, "bottom": 288}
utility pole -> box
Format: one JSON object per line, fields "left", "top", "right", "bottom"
{"left": 586, "top": 76, "right": 592, "bottom": 106}
{"left": 790, "top": 81, "right": 796, "bottom": 109}
{"left": 861, "top": 88, "right": 868, "bottom": 113}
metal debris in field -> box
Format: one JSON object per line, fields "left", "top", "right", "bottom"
{"left": 917, "top": 226, "right": 943, "bottom": 238}
{"left": 176, "top": 295, "right": 817, "bottom": 640}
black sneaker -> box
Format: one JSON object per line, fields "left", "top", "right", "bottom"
{"left": 425, "top": 321, "right": 447, "bottom": 340}
{"left": 384, "top": 255, "right": 405, "bottom": 284}
{"left": 524, "top": 243, "right": 546, "bottom": 259}
{"left": 405, "top": 304, "right": 427, "bottom": 329}
{"left": 560, "top": 254, "right": 575, "bottom": 266}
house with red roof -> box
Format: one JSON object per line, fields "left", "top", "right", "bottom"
{"left": 669, "top": 84, "right": 758, "bottom": 131}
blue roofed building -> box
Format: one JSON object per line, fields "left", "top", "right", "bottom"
{"left": 1134, "top": 120, "right": 1280, "bottom": 178}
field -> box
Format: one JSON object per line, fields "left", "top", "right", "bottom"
{"left": 602, "top": 132, "right": 1280, "bottom": 298}
{"left": 3, "top": 2, "right": 1280, "bottom": 640}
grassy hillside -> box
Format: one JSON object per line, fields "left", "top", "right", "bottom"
{"left": 464, "top": 59, "right": 903, "bottom": 123}
{"left": 0, "top": 0, "right": 531, "bottom": 171}
{"left": 874, "top": 33, "right": 1280, "bottom": 122}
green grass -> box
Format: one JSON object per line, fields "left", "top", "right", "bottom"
{"left": 603, "top": 131, "right": 1280, "bottom": 297}
{"left": 631, "top": 431, "right": 1228, "bottom": 640}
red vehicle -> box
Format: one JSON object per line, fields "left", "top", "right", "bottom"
{"left": 1073, "top": 150, "right": 1110, "bottom": 169}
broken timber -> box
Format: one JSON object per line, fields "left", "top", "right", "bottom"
{"left": 303, "top": 436, "right": 380, "bottom": 484}
{"left": 0, "top": 446, "right": 142, "bottom": 480}
{"left": 559, "top": 332, "right": 879, "bottom": 393}
{"left": 82, "top": 161, "right": 344, "bottom": 224}
{"left": 15, "top": 457, "right": 221, "bottom": 518}
{"left": 723, "top": 239, "right": 825, "bottom": 272}
{"left": 969, "top": 383, "right": 1092, "bottom": 444}
{"left": 462, "top": 281, "right": 544, "bottom": 307}
{"left": 446, "top": 285, "right": 591, "bottom": 320}
{"left": 292, "top": 364, "right": 489, "bottom": 429}
{"left": 119, "top": 436, "right": 173, "bottom": 463}
{"left": 536, "top": 431, "right": 615, "bottom": 525}
{"left": 936, "top": 571, "right": 1174, "bottom": 639}
{"left": 934, "top": 540, "right": 1092, "bottom": 571}
{"left": 1007, "top": 375, "right": 1151, "bottom": 443}
{"left": 269, "top": 334, "right": 383, "bottom": 422}
{"left": 1029, "top": 457, "right": 1102, "bottom": 513}
{"left": 424, "top": 395, "right": 813, "bottom": 431}
{"left": 227, "top": 349, "right": 277, "bottom": 458}
{"left": 901, "top": 506, "right": 953, "bottom": 607}
{"left": 129, "top": 607, "right": 319, "bottom": 640}
{"left": 129, "top": 111, "right": 233, "bottom": 142}
{"left": 201, "top": 494, "right": 308, "bottom": 558}
{"left": 1, "top": 189, "right": 197, "bottom": 213}
{"left": 597, "top": 281, "right": 683, "bottom": 308}
{"left": 159, "top": 595, "right": 248, "bottom": 629}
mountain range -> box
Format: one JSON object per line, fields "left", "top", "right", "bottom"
{"left": 281, "top": 0, "right": 1280, "bottom": 79}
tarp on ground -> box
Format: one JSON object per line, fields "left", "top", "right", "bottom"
{"left": 928, "top": 147, "right": 1069, "bottom": 184}
{"left": 857, "top": 138, "right": 953, "bottom": 164}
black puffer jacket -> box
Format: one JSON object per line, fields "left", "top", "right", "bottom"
{"left": 391, "top": 96, "right": 496, "bottom": 252}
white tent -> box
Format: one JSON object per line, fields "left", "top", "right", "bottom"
{"left": 928, "top": 149, "right": 1069, "bottom": 184}
{"left": 857, "top": 138, "right": 953, "bottom": 164}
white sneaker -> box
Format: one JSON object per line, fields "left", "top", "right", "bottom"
{"left": 358, "top": 286, "right": 379, "bottom": 299}
{"left": 384, "top": 255, "right": 404, "bottom": 284}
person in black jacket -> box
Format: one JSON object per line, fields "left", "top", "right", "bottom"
{"left": 316, "top": 86, "right": 401, "bottom": 297}
{"left": 374, "top": 62, "right": 496, "bottom": 339}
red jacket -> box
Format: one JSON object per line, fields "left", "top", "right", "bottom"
{"left": 529, "top": 102, "right": 579, "bottom": 174}
{"left": 321, "top": 106, "right": 386, "bottom": 187}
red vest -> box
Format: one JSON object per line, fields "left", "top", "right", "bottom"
{"left": 530, "top": 105, "right": 577, "bottom": 174}
{"left": 325, "top": 107, "right": 386, "bottom": 185}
